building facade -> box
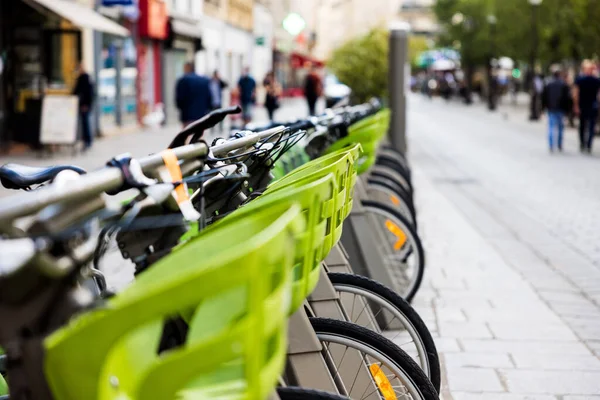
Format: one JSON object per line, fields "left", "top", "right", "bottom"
{"left": 0, "top": 0, "right": 129, "bottom": 149}
{"left": 161, "top": 0, "right": 203, "bottom": 125}
{"left": 398, "top": 0, "right": 438, "bottom": 36}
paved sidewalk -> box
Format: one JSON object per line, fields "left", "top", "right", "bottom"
{"left": 409, "top": 94, "right": 600, "bottom": 399}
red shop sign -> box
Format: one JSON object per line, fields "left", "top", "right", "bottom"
{"left": 139, "top": 0, "right": 168, "bottom": 39}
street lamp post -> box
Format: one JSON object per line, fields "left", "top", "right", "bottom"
{"left": 528, "top": 0, "right": 543, "bottom": 120}
{"left": 452, "top": 12, "right": 473, "bottom": 105}
{"left": 487, "top": 15, "right": 497, "bottom": 111}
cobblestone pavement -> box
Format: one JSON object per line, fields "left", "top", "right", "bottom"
{"left": 409, "top": 94, "right": 600, "bottom": 399}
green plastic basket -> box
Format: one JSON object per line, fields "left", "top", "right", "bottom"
{"left": 272, "top": 143, "right": 311, "bottom": 181}
{"left": 0, "top": 374, "right": 6, "bottom": 396}
{"left": 43, "top": 203, "right": 303, "bottom": 400}
{"left": 325, "top": 109, "right": 389, "bottom": 174}
{"left": 211, "top": 174, "right": 336, "bottom": 314}
{"left": 267, "top": 144, "right": 361, "bottom": 256}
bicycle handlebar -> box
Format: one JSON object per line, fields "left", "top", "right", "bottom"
{"left": 0, "top": 142, "right": 209, "bottom": 223}
{"left": 169, "top": 106, "right": 241, "bottom": 149}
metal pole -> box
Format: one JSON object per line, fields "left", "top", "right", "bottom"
{"left": 487, "top": 21, "right": 497, "bottom": 111}
{"left": 115, "top": 39, "right": 124, "bottom": 126}
{"left": 388, "top": 21, "right": 410, "bottom": 155}
{"left": 529, "top": 4, "right": 539, "bottom": 120}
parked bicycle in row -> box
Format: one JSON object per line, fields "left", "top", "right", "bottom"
{"left": 0, "top": 101, "right": 435, "bottom": 399}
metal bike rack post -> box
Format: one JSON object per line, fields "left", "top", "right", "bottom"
{"left": 307, "top": 268, "right": 380, "bottom": 399}
{"left": 341, "top": 179, "right": 398, "bottom": 291}
{"left": 389, "top": 21, "right": 411, "bottom": 155}
{"left": 286, "top": 309, "right": 339, "bottom": 393}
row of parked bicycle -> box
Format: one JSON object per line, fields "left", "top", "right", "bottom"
{"left": 0, "top": 99, "right": 438, "bottom": 399}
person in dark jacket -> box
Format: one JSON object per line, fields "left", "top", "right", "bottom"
{"left": 175, "top": 62, "right": 213, "bottom": 129}
{"left": 304, "top": 65, "right": 322, "bottom": 116}
{"left": 263, "top": 71, "right": 281, "bottom": 122}
{"left": 73, "top": 62, "right": 95, "bottom": 150}
{"left": 542, "top": 66, "right": 571, "bottom": 152}
{"left": 573, "top": 60, "right": 600, "bottom": 153}
{"left": 238, "top": 67, "right": 256, "bottom": 125}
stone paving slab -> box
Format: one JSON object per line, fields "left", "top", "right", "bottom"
{"left": 409, "top": 94, "right": 600, "bottom": 398}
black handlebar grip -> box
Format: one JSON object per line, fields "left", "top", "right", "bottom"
{"left": 286, "top": 120, "right": 315, "bottom": 133}
{"left": 169, "top": 106, "right": 242, "bottom": 148}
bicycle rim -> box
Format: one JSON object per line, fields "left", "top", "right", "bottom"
{"left": 331, "top": 282, "right": 431, "bottom": 378}
{"left": 317, "top": 332, "right": 425, "bottom": 399}
{"left": 362, "top": 202, "right": 424, "bottom": 301}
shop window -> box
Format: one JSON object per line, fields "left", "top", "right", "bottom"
{"left": 100, "top": 35, "right": 118, "bottom": 129}
{"left": 121, "top": 37, "right": 137, "bottom": 125}
{"left": 100, "top": 35, "right": 138, "bottom": 129}
{"left": 44, "top": 31, "right": 81, "bottom": 91}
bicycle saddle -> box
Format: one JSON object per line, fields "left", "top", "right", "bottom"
{"left": 0, "top": 163, "right": 86, "bottom": 190}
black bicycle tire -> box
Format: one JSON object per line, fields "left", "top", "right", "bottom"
{"left": 376, "top": 150, "right": 412, "bottom": 173}
{"left": 327, "top": 272, "right": 441, "bottom": 393}
{"left": 378, "top": 146, "right": 411, "bottom": 170}
{"left": 370, "top": 165, "right": 413, "bottom": 195}
{"left": 366, "top": 179, "right": 417, "bottom": 230}
{"left": 361, "top": 199, "right": 425, "bottom": 303}
{"left": 310, "top": 318, "right": 438, "bottom": 400}
{"left": 376, "top": 155, "right": 412, "bottom": 182}
{"left": 277, "top": 387, "right": 349, "bottom": 400}
{"left": 366, "top": 177, "right": 416, "bottom": 218}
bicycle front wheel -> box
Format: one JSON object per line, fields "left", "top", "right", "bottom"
{"left": 311, "top": 318, "right": 438, "bottom": 400}
{"left": 327, "top": 272, "right": 440, "bottom": 393}
{"left": 362, "top": 200, "right": 425, "bottom": 302}
{"left": 277, "top": 387, "right": 349, "bottom": 400}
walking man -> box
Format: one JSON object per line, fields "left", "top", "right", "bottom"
{"left": 304, "top": 65, "right": 322, "bottom": 116}
{"left": 237, "top": 67, "right": 256, "bottom": 125}
{"left": 542, "top": 66, "right": 571, "bottom": 152}
{"left": 210, "top": 70, "right": 228, "bottom": 110}
{"left": 210, "top": 70, "right": 228, "bottom": 132}
{"left": 175, "top": 62, "right": 213, "bottom": 129}
{"left": 73, "top": 62, "right": 95, "bottom": 150}
{"left": 573, "top": 60, "right": 600, "bottom": 153}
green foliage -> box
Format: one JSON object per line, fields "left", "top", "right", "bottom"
{"left": 408, "top": 36, "right": 432, "bottom": 69}
{"left": 328, "top": 29, "right": 389, "bottom": 103}
{"left": 327, "top": 30, "right": 433, "bottom": 102}
{"left": 434, "top": 0, "right": 600, "bottom": 67}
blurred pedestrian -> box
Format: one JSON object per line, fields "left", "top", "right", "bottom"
{"left": 542, "top": 66, "right": 571, "bottom": 152}
{"left": 263, "top": 71, "right": 281, "bottom": 122}
{"left": 175, "top": 62, "right": 213, "bottom": 129}
{"left": 238, "top": 67, "right": 256, "bottom": 125}
{"left": 304, "top": 65, "right": 323, "bottom": 116}
{"left": 530, "top": 73, "right": 544, "bottom": 120}
{"left": 73, "top": 61, "right": 95, "bottom": 150}
{"left": 210, "top": 70, "right": 228, "bottom": 110}
{"left": 573, "top": 60, "right": 600, "bottom": 153}
{"left": 210, "top": 70, "right": 228, "bottom": 132}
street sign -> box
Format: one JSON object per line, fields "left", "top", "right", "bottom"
{"left": 255, "top": 36, "right": 265, "bottom": 46}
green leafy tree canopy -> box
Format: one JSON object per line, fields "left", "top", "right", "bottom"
{"left": 328, "top": 29, "right": 431, "bottom": 102}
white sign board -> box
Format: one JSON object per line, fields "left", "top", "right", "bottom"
{"left": 40, "top": 95, "right": 79, "bottom": 145}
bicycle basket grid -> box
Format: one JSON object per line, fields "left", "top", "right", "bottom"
{"left": 43, "top": 203, "right": 304, "bottom": 400}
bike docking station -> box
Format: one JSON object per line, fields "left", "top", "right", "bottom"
{"left": 0, "top": 23, "right": 438, "bottom": 400}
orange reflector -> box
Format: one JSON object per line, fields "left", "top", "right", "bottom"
{"left": 385, "top": 219, "right": 407, "bottom": 251}
{"left": 369, "top": 364, "right": 398, "bottom": 400}
{"left": 390, "top": 195, "right": 400, "bottom": 206}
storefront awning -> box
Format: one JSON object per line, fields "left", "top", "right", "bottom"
{"left": 170, "top": 19, "right": 202, "bottom": 39}
{"left": 290, "top": 52, "right": 324, "bottom": 69}
{"left": 24, "top": 0, "right": 129, "bottom": 37}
